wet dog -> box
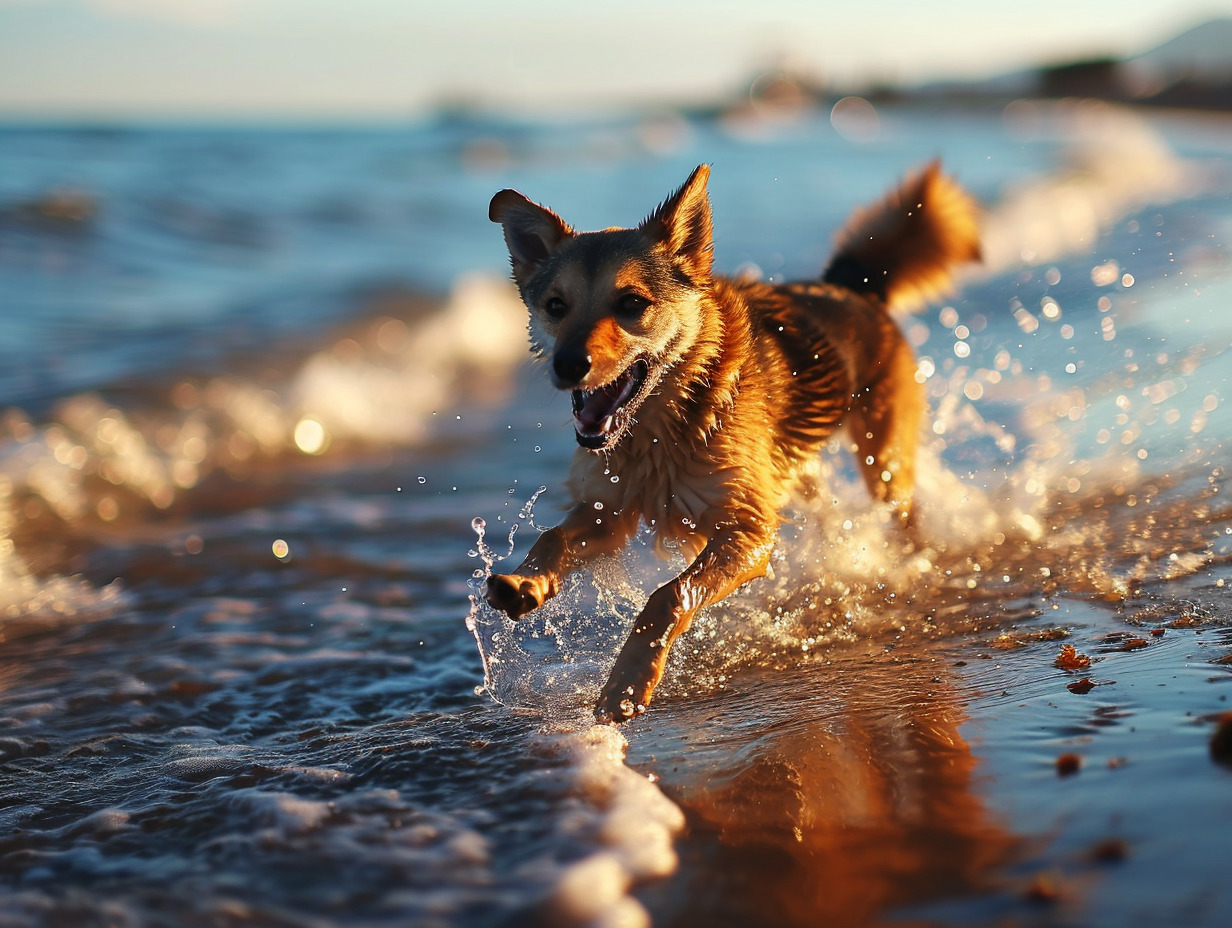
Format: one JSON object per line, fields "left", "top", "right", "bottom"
{"left": 486, "top": 162, "right": 980, "bottom": 722}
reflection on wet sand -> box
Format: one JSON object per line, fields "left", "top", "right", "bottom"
{"left": 636, "top": 653, "right": 1016, "bottom": 927}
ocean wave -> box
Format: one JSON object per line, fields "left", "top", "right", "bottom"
{"left": 980, "top": 99, "right": 1226, "bottom": 273}
{"left": 0, "top": 275, "right": 527, "bottom": 623}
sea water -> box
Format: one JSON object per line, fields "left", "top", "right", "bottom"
{"left": 2, "top": 100, "right": 1232, "bottom": 927}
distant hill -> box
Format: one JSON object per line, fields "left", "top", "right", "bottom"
{"left": 1129, "top": 17, "right": 1232, "bottom": 82}
{"left": 909, "top": 17, "right": 1232, "bottom": 110}
{"left": 700, "top": 17, "right": 1232, "bottom": 123}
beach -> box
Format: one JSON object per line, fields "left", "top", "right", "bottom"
{"left": 2, "top": 99, "right": 1231, "bottom": 926}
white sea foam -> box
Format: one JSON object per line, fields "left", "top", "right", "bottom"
{"left": 980, "top": 100, "right": 1214, "bottom": 273}
{"left": 0, "top": 473, "right": 125, "bottom": 623}
{"left": 542, "top": 724, "right": 685, "bottom": 928}
{"left": 290, "top": 274, "right": 527, "bottom": 446}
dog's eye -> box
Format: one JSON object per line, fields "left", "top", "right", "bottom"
{"left": 617, "top": 293, "right": 651, "bottom": 317}
{"left": 544, "top": 296, "right": 568, "bottom": 320}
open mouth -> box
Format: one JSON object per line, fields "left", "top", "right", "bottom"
{"left": 570, "top": 358, "right": 651, "bottom": 450}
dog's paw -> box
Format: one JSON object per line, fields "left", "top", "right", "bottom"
{"left": 594, "top": 675, "right": 653, "bottom": 724}
{"left": 484, "top": 573, "right": 543, "bottom": 620}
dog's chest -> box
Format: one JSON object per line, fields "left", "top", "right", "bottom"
{"left": 594, "top": 434, "right": 739, "bottom": 550}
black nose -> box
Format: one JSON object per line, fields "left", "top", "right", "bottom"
{"left": 552, "top": 345, "right": 591, "bottom": 387}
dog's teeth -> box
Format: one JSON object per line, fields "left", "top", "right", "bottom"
{"left": 599, "top": 415, "right": 614, "bottom": 434}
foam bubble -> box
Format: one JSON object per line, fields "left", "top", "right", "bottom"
{"left": 75, "top": 808, "right": 131, "bottom": 835}
{"left": 244, "top": 792, "right": 334, "bottom": 836}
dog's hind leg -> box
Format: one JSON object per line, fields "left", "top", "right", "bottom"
{"left": 846, "top": 330, "right": 925, "bottom": 527}
{"left": 595, "top": 520, "right": 775, "bottom": 722}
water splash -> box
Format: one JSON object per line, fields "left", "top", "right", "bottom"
{"left": 466, "top": 486, "right": 555, "bottom": 704}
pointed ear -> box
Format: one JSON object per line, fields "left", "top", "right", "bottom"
{"left": 489, "top": 189, "right": 574, "bottom": 288}
{"left": 640, "top": 164, "right": 713, "bottom": 283}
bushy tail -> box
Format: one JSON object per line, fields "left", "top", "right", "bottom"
{"left": 823, "top": 161, "right": 981, "bottom": 312}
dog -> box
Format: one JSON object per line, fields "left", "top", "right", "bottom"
{"left": 485, "top": 162, "right": 980, "bottom": 722}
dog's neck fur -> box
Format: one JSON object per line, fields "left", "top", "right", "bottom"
{"left": 645, "top": 281, "right": 746, "bottom": 443}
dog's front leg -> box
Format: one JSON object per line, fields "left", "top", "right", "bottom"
{"left": 485, "top": 502, "right": 638, "bottom": 620}
{"left": 595, "top": 522, "right": 775, "bottom": 722}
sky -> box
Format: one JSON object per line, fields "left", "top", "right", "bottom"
{"left": 1, "top": 0, "right": 1230, "bottom": 120}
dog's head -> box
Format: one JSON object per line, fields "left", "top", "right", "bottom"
{"left": 490, "top": 165, "right": 714, "bottom": 451}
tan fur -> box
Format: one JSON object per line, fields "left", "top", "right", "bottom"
{"left": 487, "top": 163, "right": 981, "bottom": 722}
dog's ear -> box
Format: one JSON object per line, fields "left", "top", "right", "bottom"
{"left": 489, "top": 190, "right": 574, "bottom": 288}
{"left": 640, "top": 164, "right": 713, "bottom": 283}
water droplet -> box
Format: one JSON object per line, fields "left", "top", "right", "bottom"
{"left": 417, "top": 476, "right": 426, "bottom": 484}
{"left": 593, "top": 501, "right": 604, "bottom": 510}
{"left": 610, "top": 475, "right": 619, "bottom": 483}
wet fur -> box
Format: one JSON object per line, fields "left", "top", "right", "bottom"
{"left": 487, "top": 162, "right": 980, "bottom": 722}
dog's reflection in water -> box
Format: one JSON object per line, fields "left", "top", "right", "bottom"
{"left": 638, "top": 655, "right": 1015, "bottom": 927}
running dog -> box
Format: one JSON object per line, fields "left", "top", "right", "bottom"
{"left": 486, "top": 162, "right": 980, "bottom": 722}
